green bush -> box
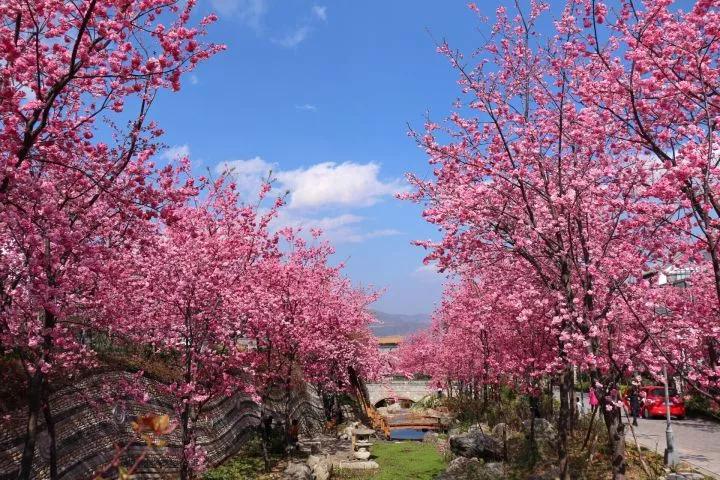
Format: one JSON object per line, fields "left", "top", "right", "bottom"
{"left": 686, "top": 394, "right": 720, "bottom": 420}
{"left": 203, "top": 435, "right": 282, "bottom": 480}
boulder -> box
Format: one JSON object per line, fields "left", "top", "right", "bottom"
{"left": 436, "top": 457, "right": 506, "bottom": 480}
{"left": 284, "top": 462, "right": 312, "bottom": 480}
{"left": 490, "top": 423, "right": 507, "bottom": 439}
{"left": 527, "top": 466, "right": 561, "bottom": 480}
{"left": 307, "top": 456, "right": 331, "bottom": 480}
{"left": 436, "top": 457, "right": 482, "bottom": 480}
{"left": 467, "top": 423, "right": 490, "bottom": 434}
{"left": 422, "top": 431, "right": 439, "bottom": 443}
{"left": 522, "top": 418, "right": 557, "bottom": 441}
{"left": 449, "top": 431, "right": 503, "bottom": 461}
{"left": 484, "top": 462, "right": 506, "bottom": 478}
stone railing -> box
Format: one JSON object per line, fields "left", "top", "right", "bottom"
{"left": 0, "top": 372, "right": 324, "bottom": 480}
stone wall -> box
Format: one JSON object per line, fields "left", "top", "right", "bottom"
{"left": 0, "top": 372, "right": 324, "bottom": 479}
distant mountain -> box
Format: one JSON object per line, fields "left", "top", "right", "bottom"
{"left": 370, "top": 310, "right": 431, "bottom": 337}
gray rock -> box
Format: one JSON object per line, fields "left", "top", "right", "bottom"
{"left": 313, "top": 464, "right": 330, "bottom": 480}
{"left": 334, "top": 460, "right": 379, "bottom": 470}
{"left": 522, "top": 418, "right": 557, "bottom": 441}
{"left": 436, "top": 457, "right": 482, "bottom": 480}
{"left": 467, "top": 423, "right": 490, "bottom": 434}
{"left": 490, "top": 423, "right": 507, "bottom": 439}
{"left": 284, "top": 462, "right": 312, "bottom": 480}
{"left": 436, "top": 457, "right": 506, "bottom": 480}
{"left": 423, "top": 431, "right": 439, "bottom": 443}
{"left": 306, "top": 455, "right": 321, "bottom": 468}
{"left": 527, "top": 466, "right": 561, "bottom": 480}
{"left": 449, "top": 431, "right": 503, "bottom": 461}
{"left": 483, "top": 462, "right": 505, "bottom": 477}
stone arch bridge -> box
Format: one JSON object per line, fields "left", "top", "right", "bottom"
{"left": 366, "top": 380, "right": 433, "bottom": 407}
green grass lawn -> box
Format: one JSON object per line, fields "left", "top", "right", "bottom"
{"left": 334, "top": 441, "right": 447, "bottom": 480}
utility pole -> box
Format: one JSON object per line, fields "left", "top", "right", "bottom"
{"left": 663, "top": 365, "right": 678, "bottom": 468}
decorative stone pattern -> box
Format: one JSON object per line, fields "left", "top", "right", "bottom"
{"left": 0, "top": 372, "right": 324, "bottom": 480}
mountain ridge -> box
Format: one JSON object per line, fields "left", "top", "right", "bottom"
{"left": 370, "top": 310, "right": 431, "bottom": 337}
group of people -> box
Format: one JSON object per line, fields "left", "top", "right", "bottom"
{"left": 576, "top": 379, "right": 646, "bottom": 426}
{"left": 261, "top": 415, "right": 301, "bottom": 450}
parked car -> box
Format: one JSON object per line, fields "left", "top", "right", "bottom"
{"left": 634, "top": 386, "right": 686, "bottom": 420}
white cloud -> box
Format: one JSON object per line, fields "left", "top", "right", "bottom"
{"left": 189, "top": 74, "right": 199, "bottom": 85}
{"left": 312, "top": 5, "right": 327, "bottom": 21}
{"left": 414, "top": 263, "right": 439, "bottom": 275}
{"left": 413, "top": 262, "right": 446, "bottom": 282}
{"left": 217, "top": 157, "right": 403, "bottom": 242}
{"left": 349, "top": 228, "right": 401, "bottom": 242}
{"left": 217, "top": 158, "right": 402, "bottom": 209}
{"left": 273, "top": 26, "right": 311, "bottom": 48}
{"left": 276, "top": 162, "right": 403, "bottom": 210}
{"left": 217, "top": 156, "right": 275, "bottom": 199}
{"left": 295, "top": 104, "right": 317, "bottom": 112}
{"left": 276, "top": 212, "right": 400, "bottom": 244}
{"left": 210, "top": 0, "right": 267, "bottom": 29}
{"left": 162, "top": 144, "right": 190, "bottom": 161}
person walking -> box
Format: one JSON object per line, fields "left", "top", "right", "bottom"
{"left": 589, "top": 386, "right": 599, "bottom": 410}
{"left": 628, "top": 379, "right": 641, "bottom": 426}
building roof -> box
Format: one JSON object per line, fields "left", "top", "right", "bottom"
{"left": 377, "top": 335, "right": 404, "bottom": 346}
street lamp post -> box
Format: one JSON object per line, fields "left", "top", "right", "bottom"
{"left": 663, "top": 365, "right": 679, "bottom": 468}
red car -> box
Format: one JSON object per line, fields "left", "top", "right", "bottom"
{"left": 634, "top": 386, "right": 686, "bottom": 420}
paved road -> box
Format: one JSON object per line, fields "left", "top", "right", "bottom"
{"left": 626, "top": 416, "right": 720, "bottom": 478}
{"left": 572, "top": 391, "right": 720, "bottom": 477}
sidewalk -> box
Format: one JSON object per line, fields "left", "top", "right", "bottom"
{"left": 626, "top": 417, "right": 720, "bottom": 479}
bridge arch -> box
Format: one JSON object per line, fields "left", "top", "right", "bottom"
{"left": 373, "top": 397, "right": 415, "bottom": 409}
{"left": 366, "top": 380, "right": 433, "bottom": 407}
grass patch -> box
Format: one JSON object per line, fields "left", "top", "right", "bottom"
{"left": 334, "top": 441, "right": 447, "bottom": 480}
{"left": 203, "top": 436, "right": 285, "bottom": 480}
{"left": 203, "top": 455, "right": 279, "bottom": 480}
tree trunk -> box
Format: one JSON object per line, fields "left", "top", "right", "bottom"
{"left": 260, "top": 407, "right": 271, "bottom": 473}
{"left": 527, "top": 393, "right": 538, "bottom": 467}
{"left": 602, "top": 397, "right": 627, "bottom": 480}
{"left": 18, "top": 371, "right": 43, "bottom": 480}
{"left": 581, "top": 406, "right": 597, "bottom": 451}
{"left": 18, "top": 309, "right": 55, "bottom": 480}
{"left": 569, "top": 368, "right": 576, "bottom": 432}
{"left": 42, "top": 396, "right": 58, "bottom": 480}
{"left": 179, "top": 403, "right": 192, "bottom": 480}
{"left": 558, "top": 368, "right": 572, "bottom": 479}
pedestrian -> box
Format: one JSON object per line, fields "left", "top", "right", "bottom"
{"left": 287, "top": 418, "right": 300, "bottom": 449}
{"left": 575, "top": 396, "right": 582, "bottom": 416}
{"left": 589, "top": 387, "right": 599, "bottom": 410}
{"left": 629, "top": 381, "right": 641, "bottom": 426}
{"left": 263, "top": 414, "right": 273, "bottom": 439}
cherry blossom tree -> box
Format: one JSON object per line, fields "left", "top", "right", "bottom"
{"left": 0, "top": 1, "right": 221, "bottom": 478}
{"left": 574, "top": 0, "right": 720, "bottom": 392}
{"left": 245, "top": 233, "right": 380, "bottom": 423}
{"left": 403, "top": 3, "right": 669, "bottom": 476}
{"left": 113, "top": 178, "right": 282, "bottom": 480}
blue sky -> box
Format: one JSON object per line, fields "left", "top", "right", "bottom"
{"left": 150, "top": 1, "right": 496, "bottom": 314}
